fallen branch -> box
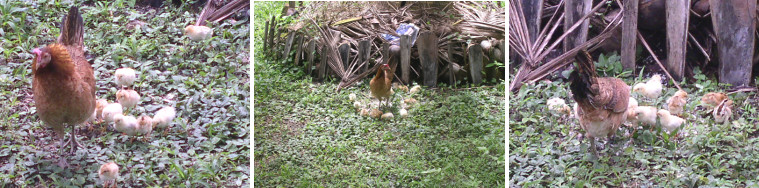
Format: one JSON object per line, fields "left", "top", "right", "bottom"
{"left": 637, "top": 31, "right": 683, "bottom": 91}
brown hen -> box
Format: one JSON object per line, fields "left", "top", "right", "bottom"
{"left": 569, "top": 50, "right": 629, "bottom": 154}
{"left": 370, "top": 64, "right": 393, "bottom": 109}
{"left": 31, "top": 7, "right": 95, "bottom": 157}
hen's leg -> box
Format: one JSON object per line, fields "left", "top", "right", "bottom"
{"left": 67, "top": 124, "right": 82, "bottom": 154}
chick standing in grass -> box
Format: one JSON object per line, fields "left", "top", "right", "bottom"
{"left": 114, "top": 68, "right": 136, "bottom": 88}
{"left": 657, "top": 109, "right": 685, "bottom": 135}
{"left": 116, "top": 89, "right": 140, "bottom": 109}
{"left": 409, "top": 85, "right": 422, "bottom": 94}
{"left": 114, "top": 114, "right": 139, "bottom": 137}
{"left": 98, "top": 162, "right": 119, "bottom": 188}
{"left": 626, "top": 97, "right": 639, "bottom": 125}
{"left": 713, "top": 99, "right": 733, "bottom": 124}
{"left": 369, "top": 109, "right": 382, "bottom": 118}
{"left": 633, "top": 74, "right": 663, "bottom": 99}
{"left": 701, "top": 92, "right": 728, "bottom": 109}
{"left": 381, "top": 112, "right": 394, "bottom": 120}
{"left": 153, "top": 106, "right": 176, "bottom": 134}
{"left": 137, "top": 115, "right": 153, "bottom": 141}
{"left": 102, "top": 103, "right": 123, "bottom": 124}
{"left": 184, "top": 25, "right": 213, "bottom": 41}
{"left": 666, "top": 90, "right": 688, "bottom": 116}
{"left": 95, "top": 99, "right": 108, "bottom": 122}
{"left": 634, "top": 106, "right": 658, "bottom": 128}
{"left": 546, "top": 97, "right": 571, "bottom": 116}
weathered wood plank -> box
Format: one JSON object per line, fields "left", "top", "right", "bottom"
{"left": 319, "top": 45, "right": 327, "bottom": 80}
{"left": 400, "top": 35, "right": 411, "bottom": 84}
{"left": 294, "top": 34, "right": 304, "bottom": 66}
{"left": 306, "top": 40, "right": 316, "bottom": 76}
{"left": 469, "top": 44, "right": 483, "bottom": 85}
{"left": 263, "top": 21, "right": 269, "bottom": 52}
{"left": 448, "top": 43, "right": 455, "bottom": 86}
{"left": 339, "top": 43, "right": 350, "bottom": 73}
{"left": 622, "top": 0, "right": 638, "bottom": 71}
{"left": 283, "top": 32, "right": 296, "bottom": 61}
{"left": 417, "top": 31, "right": 438, "bottom": 87}
{"left": 521, "top": 0, "right": 543, "bottom": 43}
{"left": 562, "top": 0, "right": 591, "bottom": 53}
{"left": 359, "top": 40, "right": 371, "bottom": 73}
{"left": 665, "top": 0, "right": 689, "bottom": 81}
{"left": 711, "top": 0, "right": 756, "bottom": 86}
{"left": 268, "top": 15, "right": 276, "bottom": 53}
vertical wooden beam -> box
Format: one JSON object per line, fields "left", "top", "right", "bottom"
{"left": 563, "top": 0, "right": 591, "bottom": 53}
{"left": 382, "top": 43, "right": 389, "bottom": 65}
{"left": 521, "top": 0, "right": 543, "bottom": 43}
{"left": 338, "top": 43, "right": 350, "bottom": 73}
{"left": 400, "top": 35, "right": 411, "bottom": 84}
{"left": 283, "top": 33, "right": 296, "bottom": 61}
{"left": 666, "top": 0, "right": 689, "bottom": 81}
{"left": 263, "top": 21, "right": 269, "bottom": 52}
{"left": 711, "top": 0, "right": 756, "bottom": 86}
{"left": 268, "top": 15, "right": 276, "bottom": 53}
{"left": 359, "top": 40, "right": 371, "bottom": 73}
{"left": 294, "top": 34, "right": 304, "bottom": 66}
{"left": 469, "top": 44, "right": 483, "bottom": 85}
{"left": 447, "top": 43, "right": 455, "bottom": 86}
{"left": 319, "top": 45, "right": 327, "bottom": 80}
{"left": 417, "top": 31, "right": 438, "bottom": 87}
{"left": 306, "top": 40, "right": 316, "bottom": 76}
{"left": 622, "top": 0, "right": 639, "bottom": 71}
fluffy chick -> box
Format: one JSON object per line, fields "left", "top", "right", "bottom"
{"left": 114, "top": 68, "right": 136, "bottom": 88}
{"left": 393, "top": 83, "right": 409, "bottom": 93}
{"left": 102, "top": 103, "right": 123, "bottom": 124}
{"left": 153, "top": 106, "right": 176, "bottom": 134}
{"left": 409, "top": 85, "right": 422, "bottom": 94}
{"left": 114, "top": 114, "right": 139, "bottom": 136}
{"left": 184, "top": 25, "right": 213, "bottom": 41}
{"left": 381, "top": 112, "right": 394, "bottom": 120}
{"left": 626, "top": 97, "right": 639, "bottom": 125}
{"left": 116, "top": 89, "right": 140, "bottom": 109}
{"left": 713, "top": 99, "right": 733, "bottom": 124}
{"left": 369, "top": 109, "right": 383, "bottom": 118}
{"left": 95, "top": 99, "right": 108, "bottom": 121}
{"left": 137, "top": 115, "right": 153, "bottom": 140}
{"left": 657, "top": 109, "right": 685, "bottom": 134}
{"left": 348, "top": 93, "right": 357, "bottom": 101}
{"left": 634, "top": 106, "right": 658, "bottom": 127}
{"left": 547, "top": 97, "right": 572, "bottom": 116}
{"left": 403, "top": 98, "right": 418, "bottom": 106}
{"left": 666, "top": 90, "right": 688, "bottom": 116}
{"left": 701, "top": 92, "right": 728, "bottom": 109}
{"left": 399, "top": 109, "right": 408, "bottom": 117}
{"left": 99, "top": 162, "right": 119, "bottom": 188}
{"left": 633, "top": 74, "right": 663, "bottom": 99}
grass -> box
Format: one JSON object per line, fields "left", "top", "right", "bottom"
{"left": 509, "top": 62, "right": 759, "bottom": 187}
{"left": 253, "top": 2, "right": 505, "bottom": 187}
{"left": 0, "top": 1, "right": 249, "bottom": 186}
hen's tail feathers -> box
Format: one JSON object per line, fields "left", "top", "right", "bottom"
{"left": 58, "top": 6, "right": 84, "bottom": 47}
{"left": 569, "top": 50, "right": 597, "bottom": 103}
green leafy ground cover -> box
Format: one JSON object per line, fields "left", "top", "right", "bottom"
{"left": 0, "top": 1, "right": 249, "bottom": 186}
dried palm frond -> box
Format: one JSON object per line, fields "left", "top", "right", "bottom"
{"left": 455, "top": 1, "right": 506, "bottom": 40}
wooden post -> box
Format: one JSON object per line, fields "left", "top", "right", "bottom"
{"left": 417, "top": 31, "right": 438, "bottom": 87}
{"left": 339, "top": 43, "right": 350, "bottom": 73}
{"left": 448, "top": 43, "right": 455, "bottom": 86}
{"left": 522, "top": 0, "right": 543, "bottom": 43}
{"left": 359, "top": 40, "right": 371, "bottom": 73}
{"left": 263, "top": 21, "right": 269, "bottom": 52}
{"left": 283, "top": 33, "right": 296, "bottom": 61}
{"left": 665, "top": 0, "right": 689, "bottom": 81}
{"left": 563, "top": 0, "right": 591, "bottom": 53}
{"left": 294, "top": 34, "right": 304, "bottom": 66}
{"left": 319, "top": 45, "right": 327, "bottom": 80}
{"left": 711, "top": 0, "right": 756, "bottom": 86}
{"left": 400, "top": 35, "right": 411, "bottom": 84}
{"left": 622, "top": 0, "right": 639, "bottom": 71}
{"left": 469, "top": 44, "right": 483, "bottom": 85}
{"left": 306, "top": 40, "right": 316, "bottom": 75}
{"left": 268, "top": 15, "right": 276, "bottom": 53}
{"left": 382, "top": 43, "right": 389, "bottom": 64}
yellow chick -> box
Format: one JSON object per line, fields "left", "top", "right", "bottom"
{"left": 114, "top": 68, "right": 136, "bottom": 88}
{"left": 633, "top": 74, "right": 663, "bottom": 99}
{"left": 546, "top": 97, "right": 571, "bottom": 116}
{"left": 95, "top": 99, "right": 109, "bottom": 121}
{"left": 701, "top": 92, "right": 728, "bottom": 109}
{"left": 137, "top": 115, "right": 153, "bottom": 140}
{"left": 359, "top": 108, "right": 370, "bottom": 116}
{"left": 353, "top": 101, "right": 362, "bottom": 109}
{"left": 102, "top": 103, "right": 123, "bottom": 124}
{"left": 666, "top": 90, "right": 688, "bottom": 116}
{"left": 626, "top": 97, "right": 639, "bottom": 125}
{"left": 348, "top": 93, "right": 357, "bottom": 101}
{"left": 409, "top": 85, "right": 422, "bottom": 94}
{"left": 114, "top": 114, "right": 139, "bottom": 136}
{"left": 399, "top": 109, "right": 409, "bottom": 117}
{"left": 657, "top": 109, "right": 685, "bottom": 133}
{"left": 98, "top": 162, "right": 119, "bottom": 188}
{"left": 393, "top": 83, "right": 409, "bottom": 93}
{"left": 713, "top": 99, "right": 733, "bottom": 124}
{"left": 153, "top": 106, "right": 177, "bottom": 134}
{"left": 369, "top": 109, "right": 383, "bottom": 118}
{"left": 116, "top": 89, "right": 140, "bottom": 109}
{"left": 381, "top": 112, "right": 394, "bottom": 120}
{"left": 184, "top": 25, "right": 213, "bottom": 41}
{"left": 634, "top": 106, "right": 658, "bottom": 127}
{"left": 403, "top": 98, "right": 418, "bottom": 106}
